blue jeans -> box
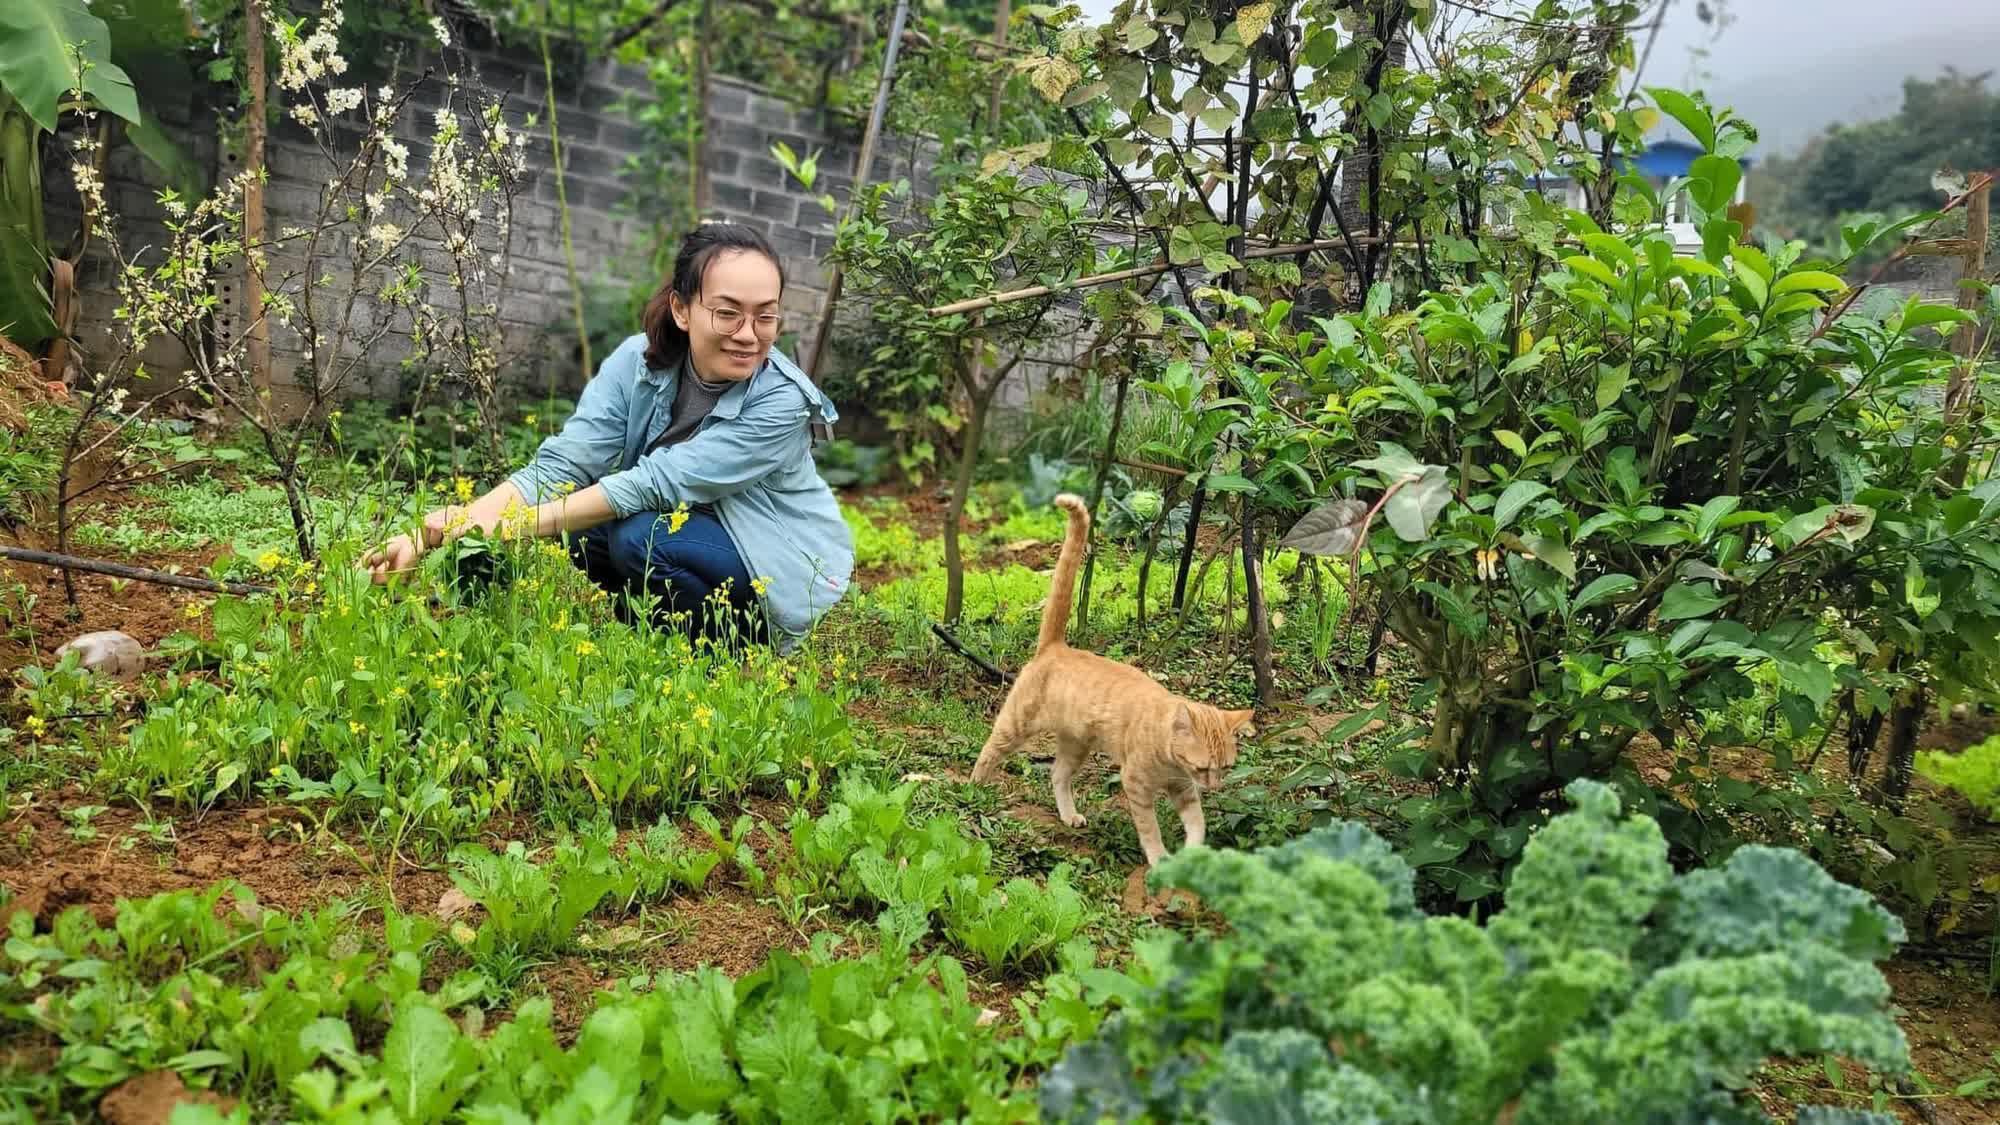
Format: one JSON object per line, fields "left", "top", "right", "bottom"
{"left": 568, "top": 508, "right": 764, "bottom": 643}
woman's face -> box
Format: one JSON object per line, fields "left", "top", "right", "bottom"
{"left": 670, "top": 249, "right": 783, "bottom": 382}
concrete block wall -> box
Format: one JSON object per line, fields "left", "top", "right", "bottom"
{"left": 60, "top": 35, "right": 1085, "bottom": 430}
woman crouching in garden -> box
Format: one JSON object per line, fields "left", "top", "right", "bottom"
{"left": 363, "top": 222, "right": 853, "bottom": 652}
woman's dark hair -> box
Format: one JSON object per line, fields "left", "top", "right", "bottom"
{"left": 642, "top": 222, "right": 787, "bottom": 370}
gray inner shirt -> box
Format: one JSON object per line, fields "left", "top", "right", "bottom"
{"left": 650, "top": 366, "right": 734, "bottom": 453}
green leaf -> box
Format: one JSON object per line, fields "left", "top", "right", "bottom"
{"left": 1416, "top": 581, "right": 1485, "bottom": 639}
{"left": 0, "top": 0, "right": 139, "bottom": 131}
{"left": 1658, "top": 582, "right": 1728, "bottom": 622}
{"left": 1687, "top": 154, "right": 1742, "bottom": 214}
{"left": 1494, "top": 480, "right": 1549, "bottom": 529}
{"left": 1562, "top": 255, "right": 1619, "bottom": 287}
{"left": 1205, "top": 473, "right": 1258, "bottom": 494}
{"left": 1323, "top": 703, "right": 1389, "bottom": 743}
{"left": 1572, "top": 573, "right": 1637, "bottom": 613}
{"left": 1771, "top": 270, "right": 1846, "bottom": 296}
{"left": 1384, "top": 466, "right": 1452, "bottom": 542}
{"left": 1494, "top": 429, "right": 1528, "bottom": 459}
{"left": 1898, "top": 300, "right": 1975, "bottom": 334}
{"left": 1198, "top": 106, "right": 1237, "bottom": 133}
{"left": 1647, "top": 87, "right": 1715, "bottom": 152}
{"left": 1594, "top": 364, "right": 1630, "bottom": 410}
{"left": 1733, "top": 258, "right": 1769, "bottom": 309}
{"left": 1521, "top": 533, "right": 1576, "bottom": 581}
{"left": 1695, "top": 496, "right": 1741, "bottom": 541}
{"left": 1582, "top": 233, "right": 1636, "bottom": 268}
{"left": 1775, "top": 504, "right": 1876, "bottom": 549}
{"left": 1354, "top": 441, "right": 1427, "bottom": 482}
{"left": 380, "top": 1003, "right": 475, "bottom": 1124}
{"left": 1904, "top": 560, "right": 1940, "bottom": 620}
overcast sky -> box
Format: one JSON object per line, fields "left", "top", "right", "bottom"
{"left": 1069, "top": 0, "right": 2000, "bottom": 154}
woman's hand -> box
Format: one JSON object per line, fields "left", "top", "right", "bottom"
{"left": 362, "top": 506, "right": 473, "bottom": 584}
{"left": 363, "top": 533, "right": 424, "bottom": 583}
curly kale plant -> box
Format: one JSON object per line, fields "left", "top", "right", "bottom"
{"left": 1042, "top": 780, "right": 1910, "bottom": 1124}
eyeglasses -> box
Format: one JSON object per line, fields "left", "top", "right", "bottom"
{"left": 700, "top": 300, "right": 783, "bottom": 339}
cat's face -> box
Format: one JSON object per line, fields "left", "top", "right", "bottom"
{"left": 1174, "top": 704, "right": 1255, "bottom": 789}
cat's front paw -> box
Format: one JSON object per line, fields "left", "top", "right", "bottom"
{"left": 1061, "top": 812, "right": 1086, "bottom": 828}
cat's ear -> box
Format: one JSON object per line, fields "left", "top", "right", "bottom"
{"left": 1225, "top": 709, "right": 1257, "bottom": 736}
{"left": 1173, "top": 703, "right": 1195, "bottom": 737}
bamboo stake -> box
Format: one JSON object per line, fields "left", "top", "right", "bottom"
{"left": 1944, "top": 173, "right": 1991, "bottom": 489}
{"left": 927, "top": 236, "right": 1396, "bottom": 316}
{"left": 243, "top": 0, "right": 271, "bottom": 395}
{"left": 803, "top": 0, "right": 913, "bottom": 383}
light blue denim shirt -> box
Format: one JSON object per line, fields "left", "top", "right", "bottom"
{"left": 507, "top": 333, "right": 853, "bottom": 651}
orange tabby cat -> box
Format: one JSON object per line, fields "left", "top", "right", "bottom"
{"left": 971, "top": 493, "right": 1253, "bottom": 864}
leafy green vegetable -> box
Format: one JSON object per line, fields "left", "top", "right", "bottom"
{"left": 1044, "top": 781, "right": 1909, "bottom": 1124}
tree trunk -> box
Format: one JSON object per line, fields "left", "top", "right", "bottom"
{"left": 1881, "top": 681, "right": 1928, "bottom": 807}
{"left": 985, "top": 0, "right": 1010, "bottom": 131}
{"left": 1943, "top": 176, "right": 1989, "bottom": 489}
{"left": 1076, "top": 364, "right": 1130, "bottom": 639}
{"left": 943, "top": 355, "right": 989, "bottom": 626}
{"left": 1241, "top": 497, "right": 1273, "bottom": 703}
{"left": 1339, "top": 2, "right": 1409, "bottom": 294}
{"left": 1134, "top": 479, "right": 1183, "bottom": 633}
{"left": 1171, "top": 484, "right": 1206, "bottom": 608}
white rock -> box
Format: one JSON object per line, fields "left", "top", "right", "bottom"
{"left": 54, "top": 631, "right": 145, "bottom": 680}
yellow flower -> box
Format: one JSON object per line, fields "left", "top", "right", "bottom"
{"left": 303, "top": 580, "right": 318, "bottom": 595}
{"left": 352, "top": 656, "right": 366, "bottom": 671}
{"left": 750, "top": 576, "right": 770, "bottom": 598}
{"left": 430, "top": 675, "right": 449, "bottom": 691}
{"left": 390, "top": 685, "right": 408, "bottom": 699}
{"left": 693, "top": 705, "right": 713, "bottom": 729}
{"left": 347, "top": 720, "right": 364, "bottom": 735}
{"left": 454, "top": 476, "right": 475, "bottom": 503}
{"left": 25, "top": 715, "right": 46, "bottom": 736}
{"left": 667, "top": 502, "right": 690, "bottom": 534}
{"left": 575, "top": 639, "right": 597, "bottom": 657}
{"left": 429, "top": 647, "right": 450, "bottom": 663}
{"left": 524, "top": 413, "right": 538, "bottom": 425}
{"left": 183, "top": 602, "right": 205, "bottom": 620}
{"left": 257, "top": 551, "right": 283, "bottom": 572}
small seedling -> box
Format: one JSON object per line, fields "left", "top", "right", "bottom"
{"left": 64, "top": 805, "right": 109, "bottom": 842}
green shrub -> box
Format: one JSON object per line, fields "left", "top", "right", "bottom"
{"left": 1916, "top": 731, "right": 2000, "bottom": 816}
{"left": 1043, "top": 780, "right": 1909, "bottom": 1124}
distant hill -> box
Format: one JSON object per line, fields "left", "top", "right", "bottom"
{"left": 1655, "top": 26, "right": 2000, "bottom": 156}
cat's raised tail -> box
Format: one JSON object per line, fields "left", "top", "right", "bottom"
{"left": 1037, "top": 493, "right": 1090, "bottom": 654}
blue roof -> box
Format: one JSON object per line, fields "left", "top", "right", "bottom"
{"left": 1519, "top": 139, "right": 1752, "bottom": 186}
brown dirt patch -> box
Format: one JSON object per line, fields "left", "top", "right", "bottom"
{"left": 1, "top": 540, "right": 224, "bottom": 671}
{"left": 98, "top": 1071, "right": 237, "bottom": 1125}
{"left": 0, "top": 791, "right": 455, "bottom": 927}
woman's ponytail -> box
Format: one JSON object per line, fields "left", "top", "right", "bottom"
{"left": 642, "top": 221, "right": 787, "bottom": 370}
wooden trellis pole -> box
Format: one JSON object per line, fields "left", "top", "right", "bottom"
{"left": 803, "top": 0, "right": 913, "bottom": 384}
{"left": 243, "top": 0, "right": 271, "bottom": 394}
{"left": 1944, "top": 172, "right": 1991, "bottom": 489}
